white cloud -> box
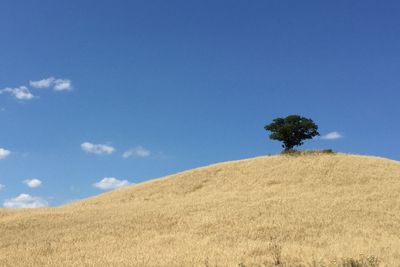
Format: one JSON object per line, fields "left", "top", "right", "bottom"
{"left": 1, "top": 77, "right": 72, "bottom": 102}
{"left": 0, "top": 184, "right": 5, "bottom": 191}
{"left": 0, "top": 86, "right": 35, "bottom": 100}
{"left": 93, "top": 177, "right": 131, "bottom": 190}
{"left": 123, "top": 146, "right": 151, "bottom": 158}
{"left": 53, "top": 79, "right": 72, "bottom": 91}
{"left": 3, "top": 194, "right": 48, "bottom": 208}
{"left": 29, "top": 77, "right": 72, "bottom": 91}
{"left": 23, "top": 178, "right": 42, "bottom": 188}
{"left": 29, "top": 77, "right": 55, "bottom": 88}
{"left": 0, "top": 148, "right": 11, "bottom": 159}
{"left": 81, "top": 142, "right": 115, "bottom": 155}
{"left": 321, "top": 131, "right": 343, "bottom": 140}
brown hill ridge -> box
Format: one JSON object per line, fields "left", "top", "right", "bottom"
{"left": 1, "top": 153, "right": 400, "bottom": 266}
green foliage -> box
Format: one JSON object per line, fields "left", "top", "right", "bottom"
{"left": 264, "top": 115, "right": 320, "bottom": 151}
{"left": 280, "top": 149, "right": 335, "bottom": 156}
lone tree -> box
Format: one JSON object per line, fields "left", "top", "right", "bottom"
{"left": 264, "top": 115, "right": 319, "bottom": 151}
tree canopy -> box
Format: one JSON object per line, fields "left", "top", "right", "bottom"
{"left": 264, "top": 115, "right": 319, "bottom": 151}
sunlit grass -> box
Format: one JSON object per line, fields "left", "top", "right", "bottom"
{"left": 1, "top": 153, "right": 399, "bottom": 266}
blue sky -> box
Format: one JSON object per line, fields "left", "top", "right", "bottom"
{"left": 0, "top": 0, "right": 399, "bottom": 207}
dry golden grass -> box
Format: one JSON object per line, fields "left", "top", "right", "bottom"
{"left": 1, "top": 153, "right": 400, "bottom": 266}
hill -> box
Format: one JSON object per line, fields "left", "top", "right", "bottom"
{"left": 1, "top": 153, "right": 399, "bottom": 266}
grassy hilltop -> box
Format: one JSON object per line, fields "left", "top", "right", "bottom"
{"left": 1, "top": 153, "right": 400, "bottom": 266}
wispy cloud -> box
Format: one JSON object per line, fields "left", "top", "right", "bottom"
{"left": 30, "top": 77, "right": 72, "bottom": 91}
{"left": 0, "top": 86, "right": 35, "bottom": 100}
{"left": 23, "top": 179, "right": 42, "bottom": 188}
{"left": 81, "top": 142, "right": 115, "bottom": 155}
{"left": 0, "top": 148, "right": 11, "bottom": 159}
{"left": 3, "top": 194, "right": 48, "bottom": 208}
{"left": 53, "top": 79, "right": 72, "bottom": 91}
{"left": 123, "top": 146, "right": 151, "bottom": 158}
{"left": 1, "top": 78, "right": 72, "bottom": 102}
{"left": 93, "top": 177, "right": 131, "bottom": 190}
{"left": 29, "top": 77, "right": 55, "bottom": 88}
{"left": 0, "top": 184, "right": 5, "bottom": 191}
{"left": 321, "top": 131, "right": 343, "bottom": 140}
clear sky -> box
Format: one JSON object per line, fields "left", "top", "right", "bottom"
{"left": 0, "top": 0, "right": 399, "bottom": 207}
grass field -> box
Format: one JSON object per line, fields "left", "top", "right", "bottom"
{"left": 1, "top": 153, "right": 400, "bottom": 266}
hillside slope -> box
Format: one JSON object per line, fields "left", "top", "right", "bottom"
{"left": 1, "top": 153, "right": 400, "bottom": 266}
